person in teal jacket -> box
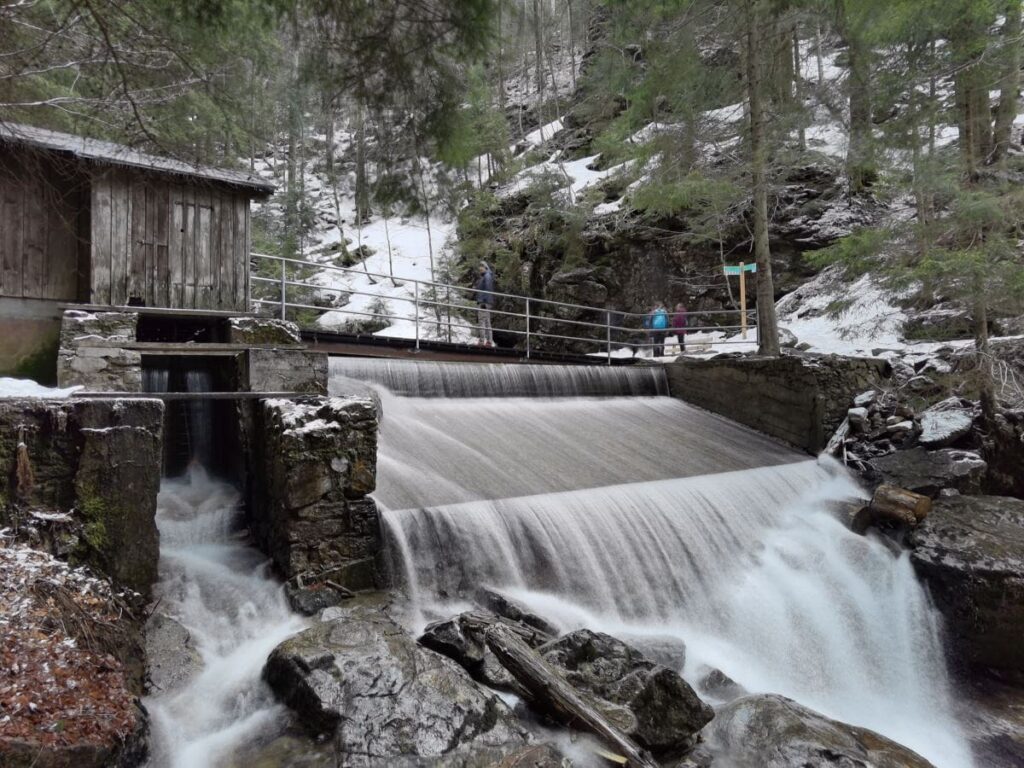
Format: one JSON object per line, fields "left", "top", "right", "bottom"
{"left": 649, "top": 302, "right": 669, "bottom": 357}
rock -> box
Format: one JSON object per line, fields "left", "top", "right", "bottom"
{"left": 885, "top": 419, "right": 914, "bottom": 435}
{"left": 284, "top": 583, "right": 347, "bottom": 616}
{"left": 705, "top": 694, "right": 935, "bottom": 767}
{"left": 909, "top": 495, "right": 1024, "bottom": 681}
{"left": 919, "top": 399, "right": 975, "bottom": 448}
{"left": 847, "top": 406, "right": 869, "bottom": 431}
{"left": 778, "top": 327, "right": 799, "bottom": 348}
{"left": 697, "top": 668, "right": 747, "bottom": 702}
{"left": 854, "top": 389, "right": 877, "bottom": 408}
{"left": 490, "top": 744, "right": 565, "bottom": 767}
{"left": 419, "top": 611, "right": 551, "bottom": 692}
{"left": 227, "top": 317, "right": 302, "bottom": 346}
{"left": 226, "top": 734, "right": 335, "bottom": 768}
{"left": 539, "top": 630, "right": 713, "bottom": 755}
{"left": 618, "top": 634, "right": 687, "bottom": 671}
{"left": 264, "top": 597, "right": 530, "bottom": 765}
{"left": 145, "top": 613, "right": 201, "bottom": 694}
{"left": 56, "top": 310, "right": 142, "bottom": 391}
{"left": 475, "top": 588, "right": 559, "bottom": 636}
{"left": 869, "top": 447, "right": 987, "bottom": 497}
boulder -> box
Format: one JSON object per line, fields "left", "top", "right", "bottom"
{"left": 705, "top": 694, "right": 935, "bottom": 768}
{"left": 918, "top": 399, "right": 975, "bottom": 448}
{"left": 539, "top": 630, "right": 713, "bottom": 755}
{"left": 869, "top": 447, "right": 987, "bottom": 497}
{"left": 419, "top": 611, "right": 552, "bottom": 692}
{"left": 696, "top": 668, "right": 746, "bottom": 702}
{"left": 475, "top": 588, "right": 559, "bottom": 636}
{"left": 909, "top": 495, "right": 1024, "bottom": 681}
{"left": 264, "top": 597, "right": 530, "bottom": 766}
{"left": 145, "top": 613, "right": 201, "bottom": 694}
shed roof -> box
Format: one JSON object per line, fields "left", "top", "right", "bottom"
{"left": 0, "top": 122, "right": 275, "bottom": 195}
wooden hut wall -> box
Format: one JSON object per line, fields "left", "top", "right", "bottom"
{"left": 0, "top": 151, "right": 82, "bottom": 302}
{"left": 90, "top": 168, "right": 250, "bottom": 310}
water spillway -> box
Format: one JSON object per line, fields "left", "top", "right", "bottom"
{"left": 331, "top": 357, "right": 974, "bottom": 768}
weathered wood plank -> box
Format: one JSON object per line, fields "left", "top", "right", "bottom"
{"left": 90, "top": 171, "right": 112, "bottom": 304}
{"left": 196, "top": 187, "right": 213, "bottom": 309}
{"left": 128, "top": 176, "right": 147, "bottom": 302}
{"left": 217, "top": 191, "right": 234, "bottom": 309}
{"left": 183, "top": 186, "right": 197, "bottom": 308}
{"left": 233, "top": 196, "right": 248, "bottom": 310}
{"left": 21, "top": 177, "right": 46, "bottom": 299}
{"left": 169, "top": 186, "right": 185, "bottom": 307}
{"left": 109, "top": 171, "right": 130, "bottom": 305}
{"left": 154, "top": 183, "right": 170, "bottom": 307}
{"left": 0, "top": 176, "right": 23, "bottom": 296}
{"left": 45, "top": 184, "right": 78, "bottom": 300}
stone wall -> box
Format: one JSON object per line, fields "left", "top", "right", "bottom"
{"left": 666, "top": 354, "right": 890, "bottom": 452}
{"left": 245, "top": 348, "right": 327, "bottom": 394}
{"left": 56, "top": 310, "right": 142, "bottom": 391}
{"left": 250, "top": 395, "right": 382, "bottom": 590}
{"left": 0, "top": 397, "right": 163, "bottom": 596}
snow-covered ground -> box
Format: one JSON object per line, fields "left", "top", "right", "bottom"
{"left": 0, "top": 378, "right": 81, "bottom": 398}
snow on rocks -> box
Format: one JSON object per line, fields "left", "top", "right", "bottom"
{"left": 919, "top": 398, "right": 977, "bottom": 448}
{"left": 0, "top": 378, "right": 82, "bottom": 398}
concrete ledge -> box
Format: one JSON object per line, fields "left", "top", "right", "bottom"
{"left": 666, "top": 354, "right": 890, "bottom": 453}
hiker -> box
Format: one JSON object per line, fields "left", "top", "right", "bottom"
{"left": 649, "top": 302, "right": 669, "bottom": 357}
{"left": 472, "top": 261, "right": 496, "bottom": 346}
{"left": 671, "top": 302, "right": 688, "bottom": 354}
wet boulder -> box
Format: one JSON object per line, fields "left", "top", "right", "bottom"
{"left": 420, "top": 610, "right": 552, "bottom": 692}
{"left": 918, "top": 398, "right": 976, "bottom": 448}
{"left": 263, "top": 597, "right": 530, "bottom": 766}
{"left": 539, "top": 630, "right": 713, "bottom": 755}
{"left": 908, "top": 495, "right": 1024, "bottom": 681}
{"left": 475, "top": 588, "right": 559, "bottom": 636}
{"left": 869, "top": 447, "right": 987, "bottom": 497}
{"left": 705, "top": 694, "right": 935, "bottom": 767}
{"left": 145, "top": 613, "right": 202, "bottom": 694}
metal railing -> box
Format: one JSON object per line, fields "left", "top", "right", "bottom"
{"left": 249, "top": 253, "right": 757, "bottom": 362}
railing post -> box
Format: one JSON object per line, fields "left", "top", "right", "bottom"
{"left": 279, "top": 258, "right": 287, "bottom": 321}
{"left": 606, "top": 311, "right": 612, "bottom": 365}
{"left": 414, "top": 281, "right": 420, "bottom": 351}
{"left": 525, "top": 298, "right": 531, "bottom": 359}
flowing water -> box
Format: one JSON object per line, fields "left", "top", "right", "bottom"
{"left": 331, "top": 357, "right": 975, "bottom": 768}
{"left": 143, "top": 469, "right": 305, "bottom": 768}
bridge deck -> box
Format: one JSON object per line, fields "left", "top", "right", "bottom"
{"left": 302, "top": 329, "right": 644, "bottom": 366}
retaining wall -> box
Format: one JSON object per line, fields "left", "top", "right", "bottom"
{"left": 666, "top": 354, "right": 889, "bottom": 452}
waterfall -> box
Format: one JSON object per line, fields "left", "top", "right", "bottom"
{"left": 332, "top": 359, "right": 975, "bottom": 768}
{"left": 183, "top": 370, "right": 214, "bottom": 468}
{"left": 144, "top": 468, "right": 305, "bottom": 768}
{"left": 330, "top": 357, "right": 669, "bottom": 397}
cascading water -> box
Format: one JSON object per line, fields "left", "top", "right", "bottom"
{"left": 330, "top": 357, "right": 975, "bottom": 768}
{"left": 143, "top": 469, "right": 305, "bottom": 768}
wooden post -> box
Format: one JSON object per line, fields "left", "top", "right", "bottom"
{"left": 739, "top": 261, "right": 748, "bottom": 340}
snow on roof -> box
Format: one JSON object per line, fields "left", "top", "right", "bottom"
{"left": 0, "top": 122, "right": 275, "bottom": 195}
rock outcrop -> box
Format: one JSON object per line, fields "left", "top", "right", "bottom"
{"left": 0, "top": 397, "right": 163, "bottom": 597}
{"left": 263, "top": 596, "right": 531, "bottom": 766}
{"left": 869, "top": 447, "right": 987, "bottom": 497}
{"left": 909, "top": 495, "right": 1024, "bottom": 681}
{"left": 705, "top": 694, "right": 935, "bottom": 768}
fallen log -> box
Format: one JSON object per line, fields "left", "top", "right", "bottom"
{"left": 484, "top": 624, "right": 659, "bottom": 768}
{"left": 851, "top": 484, "right": 932, "bottom": 534}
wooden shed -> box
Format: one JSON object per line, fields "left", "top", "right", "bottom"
{"left": 0, "top": 122, "right": 274, "bottom": 312}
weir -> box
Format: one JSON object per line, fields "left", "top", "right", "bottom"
{"left": 331, "top": 357, "right": 974, "bottom": 768}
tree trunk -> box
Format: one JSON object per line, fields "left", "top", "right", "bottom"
{"left": 533, "top": 0, "right": 545, "bottom": 108}
{"left": 484, "top": 625, "right": 659, "bottom": 768}
{"left": 567, "top": 0, "right": 577, "bottom": 90}
{"left": 992, "top": 0, "right": 1022, "bottom": 165}
{"left": 355, "top": 104, "right": 371, "bottom": 223}
{"left": 793, "top": 23, "right": 806, "bottom": 152}
{"left": 976, "top": 292, "right": 996, "bottom": 422}
{"left": 745, "top": 0, "right": 780, "bottom": 356}
{"left": 843, "top": 15, "right": 874, "bottom": 194}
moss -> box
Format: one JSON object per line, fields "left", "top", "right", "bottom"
{"left": 11, "top": 328, "right": 60, "bottom": 385}
{"left": 77, "top": 489, "right": 110, "bottom": 552}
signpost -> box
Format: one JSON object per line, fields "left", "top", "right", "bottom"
{"left": 723, "top": 262, "right": 757, "bottom": 339}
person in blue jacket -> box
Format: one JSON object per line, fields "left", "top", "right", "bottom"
{"left": 473, "top": 261, "right": 496, "bottom": 346}
{"left": 649, "top": 301, "right": 669, "bottom": 357}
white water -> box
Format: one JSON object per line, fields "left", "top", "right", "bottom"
{"left": 144, "top": 468, "right": 305, "bottom": 768}
{"left": 331, "top": 359, "right": 975, "bottom": 768}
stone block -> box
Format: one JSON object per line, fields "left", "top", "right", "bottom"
{"left": 246, "top": 348, "right": 327, "bottom": 394}
{"left": 56, "top": 310, "right": 142, "bottom": 392}
{"left": 227, "top": 317, "right": 302, "bottom": 346}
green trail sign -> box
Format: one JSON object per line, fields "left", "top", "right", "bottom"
{"left": 723, "top": 263, "right": 757, "bottom": 276}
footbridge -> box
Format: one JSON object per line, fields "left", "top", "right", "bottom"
{"left": 250, "top": 253, "right": 755, "bottom": 364}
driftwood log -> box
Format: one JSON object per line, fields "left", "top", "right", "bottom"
{"left": 484, "top": 624, "right": 659, "bottom": 768}
{"left": 851, "top": 484, "right": 932, "bottom": 533}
